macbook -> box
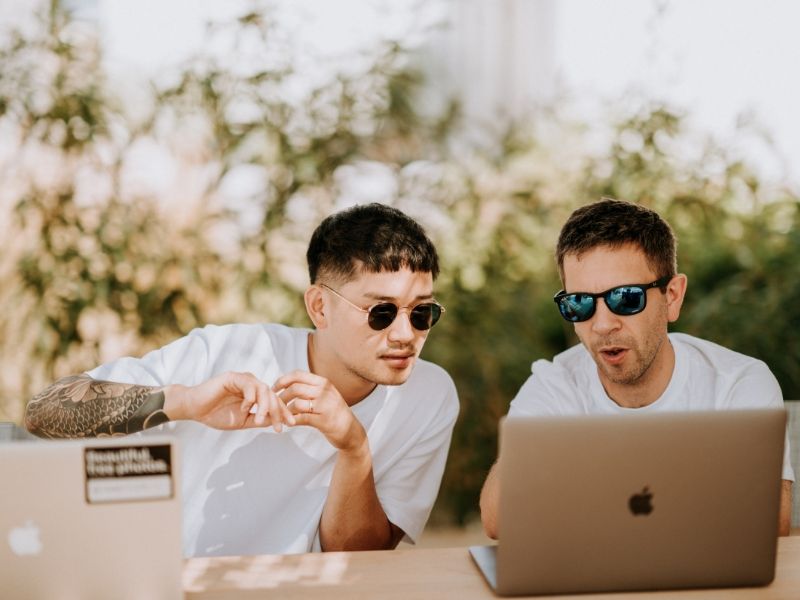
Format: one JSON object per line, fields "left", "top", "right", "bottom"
{"left": 0, "top": 426, "right": 183, "bottom": 600}
{"left": 470, "top": 409, "right": 787, "bottom": 596}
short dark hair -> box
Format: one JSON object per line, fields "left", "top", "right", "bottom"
{"left": 556, "top": 198, "right": 677, "bottom": 281}
{"left": 307, "top": 203, "right": 440, "bottom": 284}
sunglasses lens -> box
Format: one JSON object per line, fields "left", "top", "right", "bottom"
{"left": 367, "top": 303, "right": 399, "bottom": 330}
{"left": 606, "top": 286, "right": 646, "bottom": 315}
{"left": 366, "top": 302, "right": 443, "bottom": 331}
{"left": 409, "top": 303, "right": 442, "bottom": 330}
{"left": 558, "top": 294, "right": 595, "bottom": 322}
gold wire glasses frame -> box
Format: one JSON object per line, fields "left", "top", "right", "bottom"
{"left": 319, "top": 283, "right": 445, "bottom": 331}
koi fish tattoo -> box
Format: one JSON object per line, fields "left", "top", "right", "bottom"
{"left": 25, "top": 375, "right": 169, "bottom": 438}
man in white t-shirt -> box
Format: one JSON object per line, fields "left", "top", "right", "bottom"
{"left": 25, "top": 203, "right": 459, "bottom": 557}
{"left": 479, "top": 197, "right": 794, "bottom": 538}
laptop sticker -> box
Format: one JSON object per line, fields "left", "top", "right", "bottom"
{"left": 84, "top": 445, "right": 173, "bottom": 504}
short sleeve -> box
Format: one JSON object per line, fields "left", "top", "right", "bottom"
{"left": 725, "top": 361, "right": 795, "bottom": 481}
{"left": 87, "top": 327, "right": 213, "bottom": 387}
{"left": 374, "top": 376, "right": 459, "bottom": 544}
{"left": 508, "top": 358, "right": 579, "bottom": 417}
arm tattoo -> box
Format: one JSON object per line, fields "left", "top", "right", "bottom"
{"left": 24, "top": 375, "right": 170, "bottom": 438}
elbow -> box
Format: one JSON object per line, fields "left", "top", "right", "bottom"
{"left": 320, "top": 521, "right": 402, "bottom": 552}
{"left": 479, "top": 490, "right": 499, "bottom": 540}
{"left": 482, "top": 521, "right": 498, "bottom": 541}
{"left": 779, "top": 479, "right": 793, "bottom": 536}
{"left": 480, "top": 505, "right": 499, "bottom": 540}
{"left": 479, "top": 463, "right": 500, "bottom": 540}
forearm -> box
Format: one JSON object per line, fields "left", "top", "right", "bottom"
{"left": 319, "top": 444, "right": 400, "bottom": 552}
{"left": 25, "top": 374, "right": 170, "bottom": 438}
{"left": 479, "top": 461, "right": 500, "bottom": 539}
{"left": 779, "top": 479, "right": 793, "bottom": 536}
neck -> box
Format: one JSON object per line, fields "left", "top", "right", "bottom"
{"left": 307, "top": 332, "right": 377, "bottom": 406}
{"left": 602, "top": 337, "right": 675, "bottom": 409}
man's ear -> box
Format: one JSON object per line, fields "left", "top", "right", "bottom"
{"left": 665, "top": 274, "right": 688, "bottom": 322}
{"left": 304, "top": 285, "right": 327, "bottom": 329}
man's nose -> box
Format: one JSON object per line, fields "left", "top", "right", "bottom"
{"left": 387, "top": 308, "right": 416, "bottom": 342}
{"left": 590, "top": 299, "right": 622, "bottom": 334}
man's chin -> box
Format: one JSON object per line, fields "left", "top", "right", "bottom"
{"left": 598, "top": 362, "right": 645, "bottom": 386}
{"left": 380, "top": 372, "right": 414, "bottom": 386}
{"left": 373, "top": 362, "right": 416, "bottom": 386}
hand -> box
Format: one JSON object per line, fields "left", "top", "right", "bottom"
{"left": 271, "top": 370, "right": 367, "bottom": 453}
{"left": 165, "top": 371, "right": 295, "bottom": 431}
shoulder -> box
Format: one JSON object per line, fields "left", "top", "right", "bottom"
{"left": 171, "top": 322, "right": 309, "bottom": 357}
{"left": 670, "top": 332, "right": 782, "bottom": 406}
{"left": 183, "top": 322, "right": 300, "bottom": 344}
{"left": 510, "top": 344, "right": 594, "bottom": 416}
{"left": 549, "top": 342, "right": 595, "bottom": 376}
{"left": 670, "top": 332, "right": 774, "bottom": 378}
{"left": 91, "top": 323, "right": 308, "bottom": 385}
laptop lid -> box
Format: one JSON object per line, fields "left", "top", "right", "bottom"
{"left": 471, "top": 408, "right": 786, "bottom": 596}
{"left": 0, "top": 430, "right": 183, "bottom": 600}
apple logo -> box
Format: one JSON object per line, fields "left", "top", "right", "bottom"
{"left": 7, "top": 520, "right": 43, "bottom": 556}
{"left": 628, "top": 486, "right": 654, "bottom": 516}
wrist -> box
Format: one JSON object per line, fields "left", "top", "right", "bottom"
{"left": 338, "top": 424, "right": 370, "bottom": 460}
{"left": 162, "top": 384, "right": 188, "bottom": 421}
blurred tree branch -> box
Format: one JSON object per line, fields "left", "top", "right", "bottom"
{"left": 1, "top": 1, "right": 797, "bottom": 526}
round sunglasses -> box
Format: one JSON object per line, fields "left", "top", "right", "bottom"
{"left": 320, "top": 284, "right": 445, "bottom": 331}
{"left": 553, "top": 276, "right": 672, "bottom": 323}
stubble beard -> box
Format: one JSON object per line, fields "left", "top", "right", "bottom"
{"left": 594, "top": 333, "right": 665, "bottom": 387}
{"left": 346, "top": 352, "right": 417, "bottom": 388}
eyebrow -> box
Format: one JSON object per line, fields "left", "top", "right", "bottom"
{"left": 362, "top": 292, "right": 435, "bottom": 302}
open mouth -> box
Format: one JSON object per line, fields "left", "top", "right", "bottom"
{"left": 599, "top": 347, "right": 628, "bottom": 363}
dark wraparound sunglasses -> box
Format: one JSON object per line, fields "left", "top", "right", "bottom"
{"left": 320, "top": 284, "right": 445, "bottom": 331}
{"left": 553, "top": 276, "right": 672, "bottom": 323}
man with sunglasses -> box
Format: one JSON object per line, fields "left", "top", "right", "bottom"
{"left": 479, "top": 197, "right": 793, "bottom": 538}
{"left": 24, "top": 203, "right": 459, "bottom": 557}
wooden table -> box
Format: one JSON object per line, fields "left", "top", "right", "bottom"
{"left": 183, "top": 536, "right": 800, "bottom": 599}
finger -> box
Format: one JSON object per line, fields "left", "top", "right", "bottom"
{"left": 288, "top": 398, "right": 315, "bottom": 415}
{"left": 226, "top": 372, "right": 272, "bottom": 424}
{"left": 248, "top": 386, "right": 296, "bottom": 430}
{"left": 241, "top": 410, "right": 259, "bottom": 429}
{"left": 254, "top": 384, "right": 272, "bottom": 430}
{"left": 290, "top": 412, "right": 315, "bottom": 428}
{"left": 272, "top": 370, "right": 326, "bottom": 392}
{"left": 253, "top": 383, "right": 279, "bottom": 429}
{"left": 277, "top": 393, "right": 296, "bottom": 427}
{"left": 224, "top": 372, "right": 256, "bottom": 413}
{"left": 240, "top": 380, "right": 258, "bottom": 416}
{"left": 240, "top": 392, "right": 255, "bottom": 414}
{"left": 277, "top": 382, "right": 321, "bottom": 404}
{"left": 265, "top": 387, "right": 296, "bottom": 431}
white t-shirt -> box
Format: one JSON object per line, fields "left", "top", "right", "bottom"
{"left": 88, "top": 323, "right": 459, "bottom": 557}
{"left": 509, "top": 332, "right": 794, "bottom": 481}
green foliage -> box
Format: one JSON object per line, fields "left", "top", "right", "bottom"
{"left": 579, "top": 105, "right": 800, "bottom": 397}
{"left": 1, "top": 3, "right": 798, "bottom": 527}
{"left": 0, "top": 4, "right": 433, "bottom": 421}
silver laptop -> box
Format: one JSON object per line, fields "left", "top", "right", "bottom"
{"left": 0, "top": 426, "right": 183, "bottom": 600}
{"left": 470, "top": 409, "right": 786, "bottom": 596}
